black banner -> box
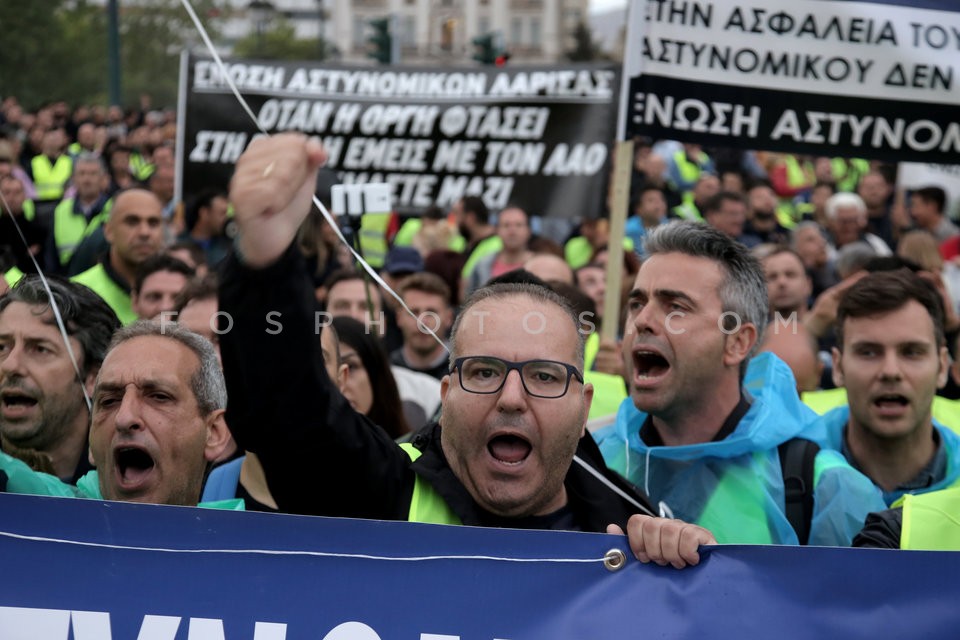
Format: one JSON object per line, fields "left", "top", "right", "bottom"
{"left": 179, "top": 55, "right": 620, "bottom": 218}
{"left": 627, "top": 75, "right": 960, "bottom": 164}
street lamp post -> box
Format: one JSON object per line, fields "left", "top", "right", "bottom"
{"left": 248, "top": 0, "right": 275, "bottom": 57}
{"left": 107, "top": 0, "right": 121, "bottom": 106}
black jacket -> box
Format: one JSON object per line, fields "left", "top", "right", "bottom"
{"left": 218, "top": 244, "right": 654, "bottom": 531}
{"left": 852, "top": 507, "right": 902, "bottom": 549}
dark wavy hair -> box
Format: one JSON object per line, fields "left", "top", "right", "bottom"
{"left": 1, "top": 275, "right": 121, "bottom": 377}
{"left": 331, "top": 316, "right": 411, "bottom": 438}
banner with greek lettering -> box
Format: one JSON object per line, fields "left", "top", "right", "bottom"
{"left": 1, "top": 492, "right": 958, "bottom": 640}
{"left": 178, "top": 54, "right": 618, "bottom": 217}
{"left": 620, "top": 0, "right": 960, "bottom": 162}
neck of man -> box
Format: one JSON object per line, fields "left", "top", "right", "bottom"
{"left": 190, "top": 225, "right": 213, "bottom": 242}
{"left": 498, "top": 247, "right": 530, "bottom": 265}
{"left": 650, "top": 374, "right": 743, "bottom": 446}
{"left": 845, "top": 418, "right": 937, "bottom": 492}
{"left": 109, "top": 249, "right": 138, "bottom": 288}
{"left": 773, "top": 304, "right": 807, "bottom": 322}
{"left": 403, "top": 341, "right": 445, "bottom": 369}
{"left": 2, "top": 411, "right": 89, "bottom": 481}
{"left": 77, "top": 191, "right": 100, "bottom": 208}
{"left": 471, "top": 224, "right": 495, "bottom": 244}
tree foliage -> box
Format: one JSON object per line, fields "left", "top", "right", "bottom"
{"left": 232, "top": 16, "right": 336, "bottom": 62}
{"left": 566, "top": 21, "right": 606, "bottom": 62}
{"left": 0, "top": 0, "right": 224, "bottom": 110}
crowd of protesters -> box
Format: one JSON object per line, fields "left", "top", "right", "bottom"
{"left": 2, "top": 95, "right": 960, "bottom": 553}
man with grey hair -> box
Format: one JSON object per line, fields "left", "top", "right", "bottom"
{"left": 0, "top": 321, "right": 234, "bottom": 507}
{"left": 52, "top": 152, "right": 111, "bottom": 268}
{"left": 594, "top": 221, "right": 885, "bottom": 546}
{"left": 219, "top": 133, "right": 715, "bottom": 568}
{"left": 825, "top": 192, "right": 892, "bottom": 256}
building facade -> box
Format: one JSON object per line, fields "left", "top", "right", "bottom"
{"left": 219, "top": 0, "right": 590, "bottom": 64}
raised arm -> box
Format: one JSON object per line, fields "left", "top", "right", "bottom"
{"left": 219, "top": 134, "right": 414, "bottom": 519}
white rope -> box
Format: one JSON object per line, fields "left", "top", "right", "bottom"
{"left": 0, "top": 528, "right": 607, "bottom": 564}
{"left": 178, "top": 0, "right": 447, "bottom": 353}
{"left": 573, "top": 455, "right": 656, "bottom": 517}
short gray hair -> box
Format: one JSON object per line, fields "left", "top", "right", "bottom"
{"left": 450, "top": 283, "right": 585, "bottom": 369}
{"left": 644, "top": 221, "right": 768, "bottom": 374}
{"left": 104, "top": 321, "right": 226, "bottom": 414}
{"left": 825, "top": 192, "right": 866, "bottom": 221}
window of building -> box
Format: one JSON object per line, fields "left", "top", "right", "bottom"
{"left": 353, "top": 16, "right": 366, "bottom": 48}
{"left": 441, "top": 18, "right": 457, "bottom": 51}
{"left": 530, "top": 17, "right": 541, "bottom": 47}
{"left": 510, "top": 17, "right": 522, "bottom": 46}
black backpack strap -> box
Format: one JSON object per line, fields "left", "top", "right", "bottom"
{"left": 778, "top": 437, "right": 820, "bottom": 545}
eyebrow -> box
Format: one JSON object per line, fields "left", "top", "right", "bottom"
{"left": 850, "top": 339, "right": 932, "bottom": 349}
{"left": 94, "top": 379, "right": 178, "bottom": 396}
{"left": 628, "top": 288, "right": 697, "bottom": 307}
{"left": 0, "top": 333, "right": 61, "bottom": 348}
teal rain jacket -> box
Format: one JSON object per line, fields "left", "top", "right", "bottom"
{"left": 0, "top": 450, "right": 243, "bottom": 510}
{"left": 805, "top": 405, "right": 960, "bottom": 506}
{"left": 593, "top": 353, "right": 886, "bottom": 545}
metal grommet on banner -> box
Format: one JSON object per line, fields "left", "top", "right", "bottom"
{"left": 603, "top": 548, "right": 627, "bottom": 572}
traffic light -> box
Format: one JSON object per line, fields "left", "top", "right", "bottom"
{"left": 368, "top": 17, "right": 392, "bottom": 64}
{"left": 472, "top": 33, "right": 497, "bottom": 65}
{"left": 495, "top": 52, "right": 511, "bottom": 67}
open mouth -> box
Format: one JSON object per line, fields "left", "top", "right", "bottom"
{"left": 874, "top": 394, "right": 909, "bottom": 410}
{"left": 1, "top": 391, "right": 38, "bottom": 414}
{"left": 114, "top": 446, "right": 156, "bottom": 487}
{"left": 488, "top": 434, "right": 532, "bottom": 465}
{"left": 634, "top": 350, "right": 670, "bottom": 379}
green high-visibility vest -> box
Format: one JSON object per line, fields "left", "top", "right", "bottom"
{"left": 358, "top": 213, "right": 390, "bottom": 269}
{"left": 53, "top": 198, "right": 111, "bottom": 266}
{"left": 22, "top": 199, "right": 36, "bottom": 222}
{"left": 71, "top": 263, "right": 136, "bottom": 325}
{"left": 30, "top": 154, "right": 73, "bottom": 201}
{"left": 399, "top": 443, "right": 462, "bottom": 525}
{"left": 4, "top": 267, "right": 25, "bottom": 288}
{"left": 897, "top": 488, "right": 960, "bottom": 550}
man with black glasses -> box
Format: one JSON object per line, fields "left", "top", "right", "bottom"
{"left": 219, "top": 133, "right": 714, "bottom": 568}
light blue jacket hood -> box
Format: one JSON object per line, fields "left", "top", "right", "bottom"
{"left": 603, "top": 352, "right": 817, "bottom": 461}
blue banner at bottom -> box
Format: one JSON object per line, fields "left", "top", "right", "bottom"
{"left": 0, "top": 492, "right": 955, "bottom": 639}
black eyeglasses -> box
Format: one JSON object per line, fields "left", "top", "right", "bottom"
{"left": 450, "top": 356, "right": 584, "bottom": 399}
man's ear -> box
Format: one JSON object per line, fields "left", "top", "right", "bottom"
{"left": 130, "top": 292, "right": 141, "bottom": 316}
{"left": 938, "top": 345, "right": 949, "bottom": 389}
{"left": 831, "top": 346, "right": 845, "bottom": 388}
{"left": 103, "top": 219, "right": 115, "bottom": 245}
{"left": 203, "top": 410, "right": 232, "bottom": 463}
{"left": 438, "top": 375, "right": 451, "bottom": 426}
{"left": 723, "top": 322, "right": 758, "bottom": 368}
{"left": 579, "top": 382, "right": 594, "bottom": 437}
{"left": 83, "top": 366, "right": 99, "bottom": 400}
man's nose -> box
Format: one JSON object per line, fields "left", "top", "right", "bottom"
{"left": 113, "top": 389, "right": 143, "bottom": 432}
{"left": 496, "top": 369, "right": 529, "bottom": 412}
{"left": 0, "top": 343, "right": 26, "bottom": 376}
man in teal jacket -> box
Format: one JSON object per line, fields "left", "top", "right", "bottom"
{"left": 593, "top": 222, "right": 885, "bottom": 545}
{"left": 1, "top": 321, "right": 236, "bottom": 508}
{"left": 806, "top": 270, "right": 960, "bottom": 506}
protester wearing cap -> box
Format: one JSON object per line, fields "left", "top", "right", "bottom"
{"left": 379, "top": 245, "right": 425, "bottom": 354}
